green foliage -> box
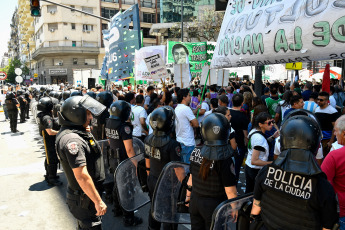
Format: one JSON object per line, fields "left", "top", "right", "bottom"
{"left": 170, "top": 8, "right": 224, "bottom": 42}
{"left": 2, "top": 58, "right": 27, "bottom": 84}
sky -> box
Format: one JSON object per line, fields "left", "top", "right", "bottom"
{"left": 0, "top": 0, "right": 18, "bottom": 60}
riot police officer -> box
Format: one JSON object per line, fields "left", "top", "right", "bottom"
{"left": 36, "top": 97, "right": 62, "bottom": 186}
{"left": 144, "top": 106, "right": 182, "bottom": 230}
{"left": 250, "top": 115, "right": 338, "bottom": 230}
{"left": 70, "top": 90, "right": 83, "bottom": 97}
{"left": 61, "top": 90, "right": 71, "bottom": 103}
{"left": 87, "top": 91, "right": 97, "bottom": 99}
{"left": 186, "top": 113, "right": 238, "bottom": 230}
{"left": 55, "top": 95, "right": 107, "bottom": 229}
{"left": 92, "top": 91, "right": 112, "bottom": 140}
{"left": 17, "top": 89, "right": 27, "bottom": 123}
{"left": 5, "top": 92, "right": 19, "bottom": 133}
{"left": 105, "top": 100, "right": 143, "bottom": 226}
{"left": 24, "top": 89, "right": 31, "bottom": 119}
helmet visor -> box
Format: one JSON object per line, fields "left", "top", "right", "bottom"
{"left": 79, "top": 95, "right": 106, "bottom": 116}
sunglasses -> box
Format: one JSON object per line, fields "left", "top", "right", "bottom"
{"left": 265, "top": 120, "right": 275, "bottom": 125}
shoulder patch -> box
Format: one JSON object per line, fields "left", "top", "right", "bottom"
{"left": 67, "top": 142, "right": 79, "bottom": 155}
{"left": 124, "top": 126, "right": 131, "bottom": 134}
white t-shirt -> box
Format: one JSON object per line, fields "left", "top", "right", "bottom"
{"left": 146, "top": 113, "right": 153, "bottom": 135}
{"left": 197, "top": 101, "right": 210, "bottom": 124}
{"left": 245, "top": 128, "right": 269, "bottom": 169}
{"left": 330, "top": 141, "right": 343, "bottom": 152}
{"left": 203, "top": 110, "right": 212, "bottom": 118}
{"left": 175, "top": 104, "right": 196, "bottom": 146}
{"left": 131, "top": 105, "right": 147, "bottom": 137}
{"left": 0, "top": 93, "right": 6, "bottom": 106}
{"left": 274, "top": 136, "right": 323, "bottom": 160}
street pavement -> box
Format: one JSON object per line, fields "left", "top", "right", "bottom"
{"left": 0, "top": 109, "right": 246, "bottom": 230}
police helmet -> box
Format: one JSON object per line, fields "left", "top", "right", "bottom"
{"left": 37, "top": 97, "right": 54, "bottom": 112}
{"left": 282, "top": 109, "right": 319, "bottom": 126}
{"left": 40, "top": 86, "right": 46, "bottom": 93}
{"left": 86, "top": 91, "right": 97, "bottom": 99}
{"left": 109, "top": 100, "right": 131, "bottom": 122}
{"left": 49, "top": 91, "right": 56, "bottom": 97}
{"left": 201, "top": 113, "right": 230, "bottom": 146}
{"left": 45, "top": 88, "right": 52, "bottom": 96}
{"left": 54, "top": 91, "right": 62, "bottom": 100}
{"left": 70, "top": 90, "right": 83, "bottom": 97}
{"left": 16, "top": 90, "right": 24, "bottom": 96}
{"left": 280, "top": 115, "right": 321, "bottom": 155}
{"left": 58, "top": 95, "right": 106, "bottom": 126}
{"left": 62, "top": 90, "right": 71, "bottom": 100}
{"left": 6, "top": 92, "right": 15, "bottom": 99}
{"left": 96, "top": 91, "right": 113, "bottom": 108}
{"left": 149, "top": 106, "right": 175, "bottom": 135}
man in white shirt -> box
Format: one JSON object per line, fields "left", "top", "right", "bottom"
{"left": 175, "top": 88, "right": 199, "bottom": 163}
{"left": 131, "top": 95, "right": 148, "bottom": 142}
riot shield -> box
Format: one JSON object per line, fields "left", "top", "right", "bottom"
{"left": 97, "top": 140, "right": 114, "bottom": 185}
{"left": 151, "top": 162, "right": 190, "bottom": 224}
{"left": 114, "top": 153, "right": 150, "bottom": 212}
{"left": 133, "top": 136, "right": 145, "bottom": 155}
{"left": 30, "top": 101, "right": 39, "bottom": 124}
{"left": 211, "top": 193, "right": 254, "bottom": 230}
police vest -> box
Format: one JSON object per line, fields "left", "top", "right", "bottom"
{"left": 260, "top": 165, "right": 321, "bottom": 230}
{"left": 190, "top": 147, "right": 226, "bottom": 198}
{"left": 105, "top": 118, "right": 131, "bottom": 162}
{"left": 5, "top": 99, "right": 17, "bottom": 111}
{"left": 144, "top": 134, "right": 177, "bottom": 178}
{"left": 18, "top": 95, "right": 26, "bottom": 107}
{"left": 56, "top": 127, "right": 105, "bottom": 189}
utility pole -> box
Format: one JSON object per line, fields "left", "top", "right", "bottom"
{"left": 181, "top": 0, "right": 184, "bottom": 42}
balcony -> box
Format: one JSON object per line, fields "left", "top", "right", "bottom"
{"left": 32, "top": 46, "right": 100, "bottom": 60}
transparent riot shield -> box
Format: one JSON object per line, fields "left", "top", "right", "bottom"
{"left": 97, "top": 140, "right": 114, "bottom": 185}
{"left": 31, "top": 101, "right": 39, "bottom": 124}
{"left": 133, "top": 137, "right": 145, "bottom": 155}
{"left": 115, "top": 153, "right": 150, "bottom": 212}
{"left": 151, "top": 162, "right": 190, "bottom": 224}
{"left": 211, "top": 193, "right": 254, "bottom": 230}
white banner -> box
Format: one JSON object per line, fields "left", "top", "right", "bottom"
{"left": 144, "top": 54, "right": 169, "bottom": 80}
{"left": 212, "top": 1, "right": 345, "bottom": 69}
{"left": 134, "top": 45, "right": 166, "bottom": 80}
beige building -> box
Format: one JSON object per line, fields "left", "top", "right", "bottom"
{"left": 15, "top": 0, "right": 160, "bottom": 85}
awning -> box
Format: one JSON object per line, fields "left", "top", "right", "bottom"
{"left": 149, "top": 23, "right": 175, "bottom": 36}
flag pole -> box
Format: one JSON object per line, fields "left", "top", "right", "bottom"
{"left": 180, "top": 64, "right": 183, "bottom": 88}
{"left": 196, "top": 69, "right": 210, "bottom": 119}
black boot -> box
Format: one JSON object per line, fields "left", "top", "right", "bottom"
{"left": 47, "top": 164, "right": 63, "bottom": 186}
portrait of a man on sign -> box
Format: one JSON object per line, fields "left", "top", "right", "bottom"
{"left": 172, "top": 44, "right": 189, "bottom": 64}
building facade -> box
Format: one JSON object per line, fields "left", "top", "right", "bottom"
{"left": 8, "top": 9, "right": 20, "bottom": 61}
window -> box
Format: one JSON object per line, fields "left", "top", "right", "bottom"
{"left": 101, "top": 0, "right": 119, "bottom": 2}
{"left": 73, "top": 58, "right": 78, "bottom": 65}
{"left": 102, "top": 24, "right": 108, "bottom": 30}
{"left": 142, "top": 28, "right": 156, "bottom": 38}
{"left": 48, "top": 23, "right": 58, "bottom": 31}
{"left": 85, "top": 59, "right": 96, "bottom": 65}
{"left": 72, "top": 41, "right": 76, "bottom": 47}
{"left": 143, "top": 13, "right": 155, "bottom": 23}
{"left": 82, "top": 7, "right": 93, "bottom": 14}
{"left": 83, "top": 24, "right": 94, "bottom": 32}
{"left": 71, "top": 23, "right": 76, "bottom": 30}
{"left": 47, "top": 5, "right": 57, "bottom": 13}
{"left": 54, "top": 59, "right": 63, "bottom": 66}
{"left": 101, "top": 8, "right": 119, "bottom": 19}
{"left": 141, "top": 0, "right": 154, "bottom": 8}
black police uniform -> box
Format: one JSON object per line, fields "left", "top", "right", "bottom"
{"left": 189, "top": 147, "right": 237, "bottom": 230}
{"left": 25, "top": 91, "right": 31, "bottom": 119}
{"left": 18, "top": 94, "right": 27, "bottom": 123}
{"left": 144, "top": 134, "right": 182, "bottom": 230}
{"left": 37, "top": 111, "right": 61, "bottom": 184}
{"left": 5, "top": 96, "right": 19, "bottom": 132}
{"left": 91, "top": 110, "right": 109, "bottom": 140}
{"left": 105, "top": 118, "right": 136, "bottom": 218}
{"left": 56, "top": 127, "right": 105, "bottom": 229}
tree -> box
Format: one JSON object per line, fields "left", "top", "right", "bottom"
{"left": 169, "top": 8, "right": 224, "bottom": 42}
{"left": 1, "top": 58, "right": 28, "bottom": 84}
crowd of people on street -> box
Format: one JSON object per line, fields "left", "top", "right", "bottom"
{"left": 0, "top": 77, "right": 344, "bottom": 230}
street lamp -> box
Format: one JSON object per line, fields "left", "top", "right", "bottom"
{"left": 21, "top": 40, "right": 31, "bottom": 80}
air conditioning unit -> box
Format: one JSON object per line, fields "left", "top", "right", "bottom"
{"left": 49, "top": 11, "right": 56, "bottom": 14}
{"left": 49, "top": 29, "right": 55, "bottom": 32}
{"left": 65, "top": 37, "right": 69, "bottom": 40}
{"left": 58, "top": 62, "right": 63, "bottom": 66}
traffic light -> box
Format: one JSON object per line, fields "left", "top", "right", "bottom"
{"left": 30, "top": 0, "right": 41, "bottom": 17}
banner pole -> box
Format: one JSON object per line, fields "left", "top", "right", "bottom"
{"left": 222, "top": 69, "right": 225, "bottom": 88}
{"left": 197, "top": 69, "right": 210, "bottom": 119}
{"left": 180, "top": 64, "right": 183, "bottom": 88}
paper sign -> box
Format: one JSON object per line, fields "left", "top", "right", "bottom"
{"left": 144, "top": 54, "right": 169, "bottom": 80}
{"left": 174, "top": 64, "right": 190, "bottom": 88}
